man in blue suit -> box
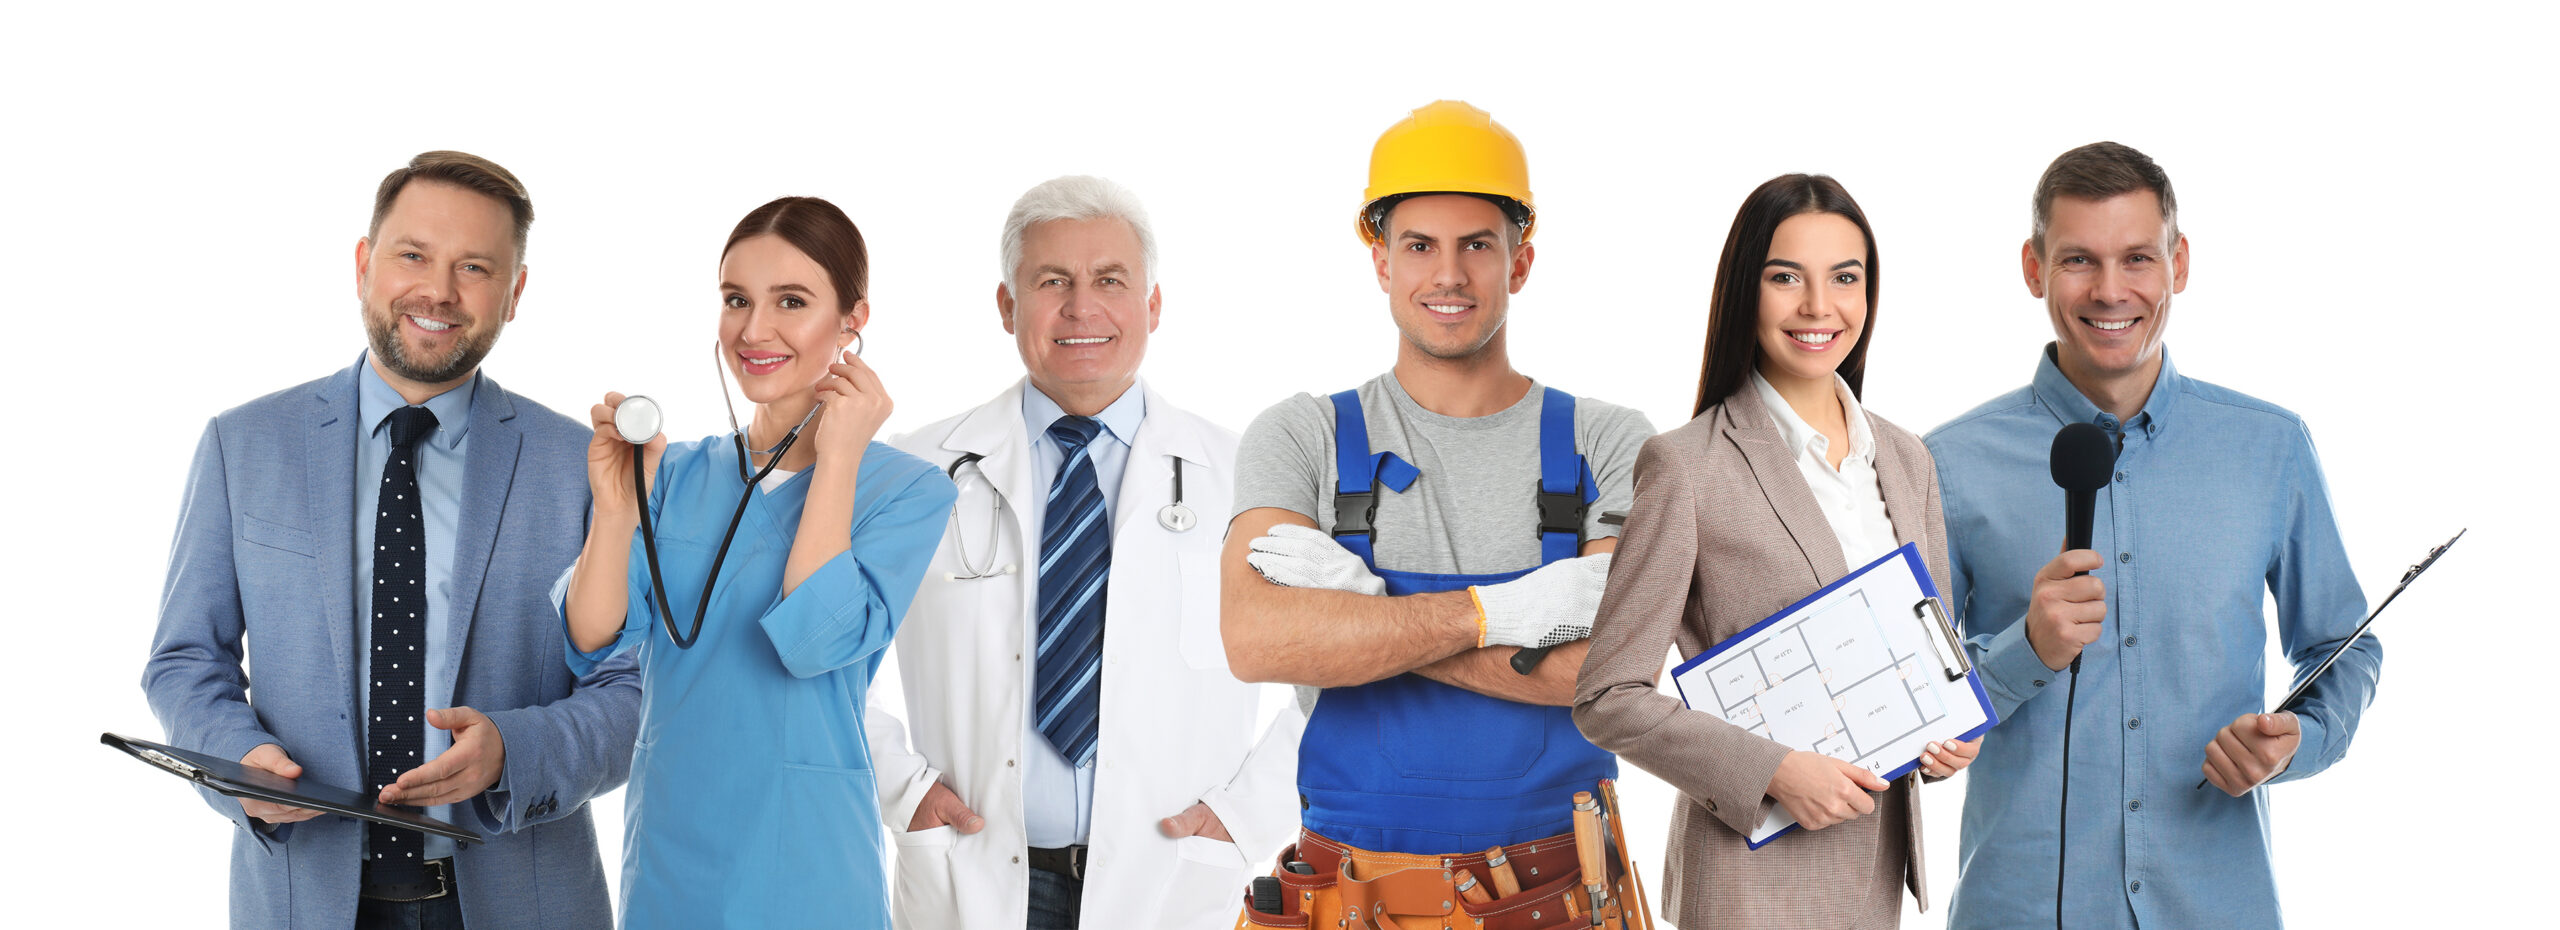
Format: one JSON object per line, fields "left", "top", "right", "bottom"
{"left": 143, "top": 150, "right": 641, "bottom": 929}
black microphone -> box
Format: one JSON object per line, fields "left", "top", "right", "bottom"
{"left": 2050, "top": 421, "right": 2117, "bottom": 567}
{"left": 2045, "top": 420, "right": 2116, "bottom": 930}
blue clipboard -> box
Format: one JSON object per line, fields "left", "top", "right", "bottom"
{"left": 1667, "top": 541, "right": 1999, "bottom": 849}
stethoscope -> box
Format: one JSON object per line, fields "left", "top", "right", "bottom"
{"left": 941, "top": 442, "right": 1197, "bottom": 582}
{"left": 608, "top": 340, "right": 834, "bottom": 648}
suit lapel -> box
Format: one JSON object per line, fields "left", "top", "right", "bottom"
{"left": 1868, "top": 412, "right": 1926, "bottom": 556}
{"left": 445, "top": 374, "right": 521, "bottom": 672}
{"left": 1721, "top": 386, "right": 1849, "bottom": 584}
{"left": 308, "top": 365, "right": 361, "bottom": 739}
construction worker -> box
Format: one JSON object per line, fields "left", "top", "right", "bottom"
{"left": 1225, "top": 101, "right": 1657, "bottom": 930}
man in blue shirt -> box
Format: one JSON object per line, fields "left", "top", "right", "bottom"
{"left": 1926, "top": 141, "right": 2382, "bottom": 928}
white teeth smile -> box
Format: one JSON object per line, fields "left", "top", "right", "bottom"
{"left": 1790, "top": 331, "right": 1835, "bottom": 345}
{"left": 409, "top": 316, "right": 453, "bottom": 332}
{"left": 744, "top": 356, "right": 787, "bottom": 366}
{"left": 2089, "top": 318, "right": 2136, "bottom": 331}
{"left": 1057, "top": 337, "right": 1111, "bottom": 345}
{"left": 1424, "top": 304, "right": 1470, "bottom": 314}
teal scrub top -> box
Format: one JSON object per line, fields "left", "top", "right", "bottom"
{"left": 557, "top": 434, "right": 956, "bottom": 928}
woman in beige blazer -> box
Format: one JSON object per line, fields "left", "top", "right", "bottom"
{"left": 1572, "top": 174, "right": 1980, "bottom": 929}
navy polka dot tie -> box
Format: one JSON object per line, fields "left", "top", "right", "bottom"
{"left": 366, "top": 405, "right": 435, "bottom": 880}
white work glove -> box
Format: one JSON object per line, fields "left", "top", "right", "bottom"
{"left": 1246, "top": 524, "right": 1387, "bottom": 596}
{"left": 1469, "top": 553, "right": 1614, "bottom": 648}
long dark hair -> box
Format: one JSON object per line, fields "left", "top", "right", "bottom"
{"left": 723, "top": 196, "right": 870, "bottom": 310}
{"left": 1692, "top": 174, "right": 1881, "bottom": 417}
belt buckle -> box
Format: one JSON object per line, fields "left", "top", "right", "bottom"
{"left": 363, "top": 857, "right": 453, "bottom": 903}
{"left": 1068, "top": 844, "right": 1087, "bottom": 881}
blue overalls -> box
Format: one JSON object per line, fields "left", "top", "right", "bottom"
{"left": 1299, "top": 387, "right": 1618, "bottom": 855}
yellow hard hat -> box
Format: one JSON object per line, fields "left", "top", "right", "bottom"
{"left": 1356, "top": 100, "right": 1536, "bottom": 246}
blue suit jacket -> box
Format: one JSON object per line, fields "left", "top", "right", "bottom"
{"left": 143, "top": 359, "right": 641, "bottom": 929}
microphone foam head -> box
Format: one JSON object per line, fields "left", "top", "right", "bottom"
{"left": 2049, "top": 421, "right": 2117, "bottom": 491}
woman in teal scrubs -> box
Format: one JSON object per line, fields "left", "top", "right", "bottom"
{"left": 556, "top": 195, "right": 954, "bottom": 928}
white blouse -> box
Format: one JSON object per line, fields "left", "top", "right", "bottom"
{"left": 1750, "top": 369, "right": 1901, "bottom": 569}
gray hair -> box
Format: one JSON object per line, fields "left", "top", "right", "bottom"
{"left": 999, "top": 175, "right": 1159, "bottom": 292}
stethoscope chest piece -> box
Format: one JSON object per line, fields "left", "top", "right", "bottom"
{"left": 1158, "top": 503, "right": 1197, "bottom": 533}
{"left": 615, "top": 395, "right": 664, "bottom": 444}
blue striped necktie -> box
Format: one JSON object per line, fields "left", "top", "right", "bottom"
{"left": 1035, "top": 415, "right": 1109, "bottom": 768}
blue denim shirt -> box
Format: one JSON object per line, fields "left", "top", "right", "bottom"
{"left": 1925, "top": 346, "right": 2381, "bottom": 929}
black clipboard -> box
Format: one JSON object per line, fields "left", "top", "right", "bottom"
{"left": 101, "top": 732, "right": 484, "bottom": 845}
{"left": 2196, "top": 528, "right": 2464, "bottom": 789}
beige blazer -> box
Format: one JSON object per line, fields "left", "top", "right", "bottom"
{"left": 1573, "top": 385, "right": 1949, "bottom": 929}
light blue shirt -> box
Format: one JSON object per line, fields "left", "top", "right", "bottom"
{"left": 1926, "top": 346, "right": 2382, "bottom": 929}
{"left": 354, "top": 359, "right": 474, "bottom": 862}
{"left": 1018, "top": 382, "right": 1145, "bottom": 848}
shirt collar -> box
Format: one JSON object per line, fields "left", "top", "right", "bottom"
{"left": 1022, "top": 378, "right": 1145, "bottom": 449}
{"left": 357, "top": 353, "right": 475, "bottom": 450}
{"left": 2031, "top": 342, "right": 2181, "bottom": 439}
{"left": 1749, "top": 368, "right": 1874, "bottom": 466}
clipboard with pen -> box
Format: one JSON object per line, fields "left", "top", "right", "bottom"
{"left": 101, "top": 732, "right": 483, "bottom": 845}
{"left": 1667, "top": 542, "right": 1999, "bottom": 849}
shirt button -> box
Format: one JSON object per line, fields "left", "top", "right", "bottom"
{"left": 1012, "top": 855, "right": 1021, "bottom": 864}
{"left": 2128, "top": 800, "right": 2142, "bottom": 811}
{"left": 2128, "top": 717, "right": 2142, "bottom": 729}
{"left": 2032, "top": 679, "right": 2048, "bottom": 688}
{"left": 1006, "top": 759, "right": 1015, "bottom": 767}
{"left": 2116, "top": 471, "right": 2130, "bottom": 484}
{"left": 2130, "top": 880, "right": 2143, "bottom": 894}
{"left": 2120, "top": 552, "right": 2133, "bottom": 564}
{"left": 2124, "top": 635, "right": 2138, "bottom": 648}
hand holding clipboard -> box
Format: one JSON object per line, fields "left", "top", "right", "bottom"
{"left": 2195, "top": 528, "right": 2463, "bottom": 792}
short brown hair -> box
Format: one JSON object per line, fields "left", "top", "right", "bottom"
{"left": 2031, "top": 141, "right": 2176, "bottom": 256}
{"left": 725, "top": 197, "right": 870, "bottom": 310}
{"left": 370, "top": 150, "right": 534, "bottom": 262}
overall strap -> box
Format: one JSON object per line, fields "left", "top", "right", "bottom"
{"left": 1328, "top": 390, "right": 1417, "bottom": 563}
{"left": 1535, "top": 387, "right": 1599, "bottom": 564}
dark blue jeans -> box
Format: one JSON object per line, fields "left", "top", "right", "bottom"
{"left": 1028, "top": 866, "right": 1083, "bottom": 930}
{"left": 354, "top": 892, "right": 465, "bottom": 930}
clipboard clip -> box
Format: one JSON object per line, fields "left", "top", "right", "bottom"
{"left": 1913, "top": 596, "right": 1970, "bottom": 682}
{"left": 134, "top": 746, "right": 202, "bottom": 781}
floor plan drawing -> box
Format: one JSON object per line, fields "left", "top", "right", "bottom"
{"left": 1668, "top": 543, "right": 1997, "bottom": 847}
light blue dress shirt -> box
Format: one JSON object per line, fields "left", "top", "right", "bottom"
{"left": 1926, "top": 346, "right": 2382, "bottom": 929}
{"left": 1018, "top": 382, "right": 1145, "bottom": 848}
{"left": 353, "top": 360, "right": 474, "bottom": 863}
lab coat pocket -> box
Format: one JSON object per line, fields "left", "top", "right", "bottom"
{"left": 1176, "top": 549, "right": 1228, "bottom": 669}
{"left": 890, "top": 824, "right": 961, "bottom": 925}
{"left": 1170, "top": 834, "right": 1250, "bottom": 928}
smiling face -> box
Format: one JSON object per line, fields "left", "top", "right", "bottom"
{"left": 719, "top": 234, "right": 860, "bottom": 406}
{"left": 2027, "top": 189, "right": 2188, "bottom": 390}
{"left": 356, "top": 181, "right": 526, "bottom": 390}
{"left": 1754, "top": 211, "right": 1871, "bottom": 393}
{"left": 1373, "top": 194, "right": 1532, "bottom": 362}
{"left": 999, "top": 216, "right": 1159, "bottom": 413}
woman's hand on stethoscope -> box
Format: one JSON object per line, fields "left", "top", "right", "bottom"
{"left": 587, "top": 391, "right": 665, "bottom": 525}
{"left": 812, "top": 350, "right": 893, "bottom": 469}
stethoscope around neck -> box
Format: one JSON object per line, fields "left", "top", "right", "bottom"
{"left": 606, "top": 340, "right": 835, "bottom": 648}
{"left": 941, "top": 438, "right": 1199, "bottom": 582}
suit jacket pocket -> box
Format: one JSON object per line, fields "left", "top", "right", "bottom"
{"left": 240, "top": 514, "right": 315, "bottom": 557}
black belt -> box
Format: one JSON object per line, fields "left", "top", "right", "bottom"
{"left": 1028, "top": 845, "right": 1088, "bottom": 881}
{"left": 360, "top": 857, "right": 455, "bottom": 902}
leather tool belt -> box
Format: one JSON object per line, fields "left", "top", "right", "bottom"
{"left": 1235, "top": 781, "right": 1654, "bottom": 930}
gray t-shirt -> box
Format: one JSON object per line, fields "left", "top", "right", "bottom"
{"left": 1233, "top": 374, "right": 1655, "bottom": 575}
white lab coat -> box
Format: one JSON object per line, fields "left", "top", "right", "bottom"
{"left": 869, "top": 379, "right": 1305, "bottom": 930}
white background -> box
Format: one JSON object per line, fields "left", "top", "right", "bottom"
{"left": 5, "top": 2, "right": 2546, "bottom": 925}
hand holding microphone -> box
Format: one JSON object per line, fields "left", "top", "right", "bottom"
{"left": 587, "top": 392, "right": 666, "bottom": 527}
{"left": 2033, "top": 422, "right": 2117, "bottom": 672}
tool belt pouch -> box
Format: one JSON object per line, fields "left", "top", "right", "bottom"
{"left": 1239, "top": 835, "right": 1637, "bottom": 930}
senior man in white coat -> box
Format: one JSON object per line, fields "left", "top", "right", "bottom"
{"left": 870, "top": 175, "right": 1304, "bottom": 930}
